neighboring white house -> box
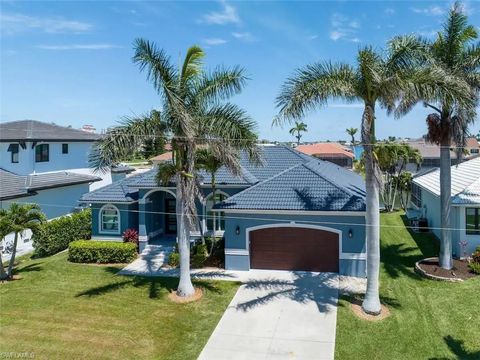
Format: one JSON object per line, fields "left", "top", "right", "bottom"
{"left": 411, "top": 157, "right": 480, "bottom": 257}
{"left": 0, "top": 120, "right": 133, "bottom": 219}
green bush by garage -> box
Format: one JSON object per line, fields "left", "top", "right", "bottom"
{"left": 33, "top": 209, "right": 92, "bottom": 257}
{"left": 68, "top": 240, "right": 137, "bottom": 264}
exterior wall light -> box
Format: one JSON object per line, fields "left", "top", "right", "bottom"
{"left": 348, "top": 229, "right": 353, "bottom": 239}
{"left": 235, "top": 226, "right": 240, "bottom": 235}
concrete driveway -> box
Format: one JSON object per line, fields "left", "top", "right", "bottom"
{"left": 198, "top": 271, "right": 340, "bottom": 360}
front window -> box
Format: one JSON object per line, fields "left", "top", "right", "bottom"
{"left": 100, "top": 205, "right": 120, "bottom": 233}
{"left": 62, "top": 143, "right": 69, "bottom": 154}
{"left": 466, "top": 208, "right": 480, "bottom": 235}
{"left": 7, "top": 144, "right": 19, "bottom": 163}
{"left": 206, "top": 193, "right": 227, "bottom": 231}
{"left": 35, "top": 144, "right": 49, "bottom": 162}
{"left": 411, "top": 183, "right": 422, "bottom": 208}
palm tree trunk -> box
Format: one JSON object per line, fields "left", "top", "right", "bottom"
{"left": 176, "top": 176, "right": 195, "bottom": 297}
{"left": 6, "top": 232, "right": 18, "bottom": 279}
{"left": 361, "top": 104, "right": 382, "bottom": 315}
{"left": 439, "top": 140, "right": 453, "bottom": 269}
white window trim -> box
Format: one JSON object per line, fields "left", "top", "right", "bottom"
{"left": 99, "top": 204, "right": 121, "bottom": 235}
{"left": 203, "top": 190, "right": 229, "bottom": 233}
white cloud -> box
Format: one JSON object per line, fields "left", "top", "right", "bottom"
{"left": 416, "top": 29, "right": 438, "bottom": 37}
{"left": 308, "top": 34, "right": 318, "bottom": 40}
{"left": 232, "top": 31, "right": 256, "bottom": 42}
{"left": 0, "top": 12, "right": 93, "bottom": 35}
{"left": 203, "top": 38, "right": 228, "bottom": 46}
{"left": 36, "top": 44, "right": 121, "bottom": 50}
{"left": 329, "top": 13, "right": 361, "bottom": 42}
{"left": 411, "top": 6, "right": 446, "bottom": 16}
{"left": 200, "top": 1, "right": 240, "bottom": 25}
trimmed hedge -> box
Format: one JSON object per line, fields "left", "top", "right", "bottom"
{"left": 33, "top": 209, "right": 92, "bottom": 257}
{"left": 68, "top": 240, "right": 137, "bottom": 264}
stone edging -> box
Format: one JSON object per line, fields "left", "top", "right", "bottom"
{"left": 414, "top": 257, "right": 464, "bottom": 282}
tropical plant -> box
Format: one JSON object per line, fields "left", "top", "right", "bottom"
{"left": 274, "top": 37, "right": 468, "bottom": 314}
{"left": 195, "top": 148, "right": 225, "bottom": 255}
{"left": 0, "top": 209, "right": 12, "bottom": 280}
{"left": 396, "top": 171, "right": 413, "bottom": 211}
{"left": 90, "top": 40, "right": 259, "bottom": 297}
{"left": 289, "top": 121, "right": 308, "bottom": 145}
{"left": 391, "top": 2, "right": 479, "bottom": 269}
{"left": 2, "top": 203, "right": 45, "bottom": 280}
{"left": 346, "top": 127, "right": 358, "bottom": 145}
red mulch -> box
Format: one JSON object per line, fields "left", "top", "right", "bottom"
{"left": 417, "top": 258, "right": 477, "bottom": 280}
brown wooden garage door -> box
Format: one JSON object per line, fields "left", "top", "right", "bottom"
{"left": 249, "top": 227, "right": 339, "bottom": 272}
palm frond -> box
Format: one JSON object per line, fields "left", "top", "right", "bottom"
{"left": 195, "top": 65, "right": 248, "bottom": 104}
{"left": 181, "top": 45, "right": 204, "bottom": 86}
{"left": 275, "top": 61, "right": 358, "bottom": 123}
{"left": 156, "top": 162, "right": 177, "bottom": 186}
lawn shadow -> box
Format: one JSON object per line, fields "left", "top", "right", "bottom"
{"left": 235, "top": 272, "right": 339, "bottom": 313}
{"left": 337, "top": 293, "right": 401, "bottom": 310}
{"left": 428, "top": 335, "right": 480, "bottom": 360}
{"left": 14, "top": 263, "right": 43, "bottom": 274}
{"left": 380, "top": 216, "right": 439, "bottom": 281}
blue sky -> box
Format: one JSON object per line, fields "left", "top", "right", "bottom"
{"left": 1, "top": 0, "right": 479, "bottom": 142}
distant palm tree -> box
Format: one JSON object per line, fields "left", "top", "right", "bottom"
{"left": 392, "top": 2, "right": 479, "bottom": 269}
{"left": 289, "top": 121, "right": 308, "bottom": 145}
{"left": 90, "top": 40, "right": 259, "bottom": 297}
{"left": 275, "top": 43, "right": 467, "bottom": 314}
{"left": 346, "top": 127, "right": 358, "bottom": 145}
{"left": 2, "top": 203, "right": 44, "bottom": 280}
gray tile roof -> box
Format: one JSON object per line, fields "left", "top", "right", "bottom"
{"left": 0, "top": 120, "right": 101, "bottom": 142}
{"left": 214, "top": 159, "right": 366, "bottom": 212}
{"left": 0, "top": 169, "right": 101, "bottom": 200}
{"left": 80, "top": 176, "right": 139, "bottom": 203}
{"left": 80, "top": 145, "right": 366, "bottom": 212}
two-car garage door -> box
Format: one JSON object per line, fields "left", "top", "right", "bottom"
{"left": 249, "top": 227, "right": 339, "bottom": 272}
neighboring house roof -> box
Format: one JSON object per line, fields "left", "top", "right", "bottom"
{"left": 404, "top": 139, "right": 450, "bottom": 159}
{"left": 0, "top": 168, "right": 101, "bottom": 200}
{"left": 0, "top": 120, "right": 101, "bottom": 142}
{"left": 111, "top": 165, "right": 135, "bottom": 174}
{"left": 150, "top": 152, "right": 173, "bottom": 162}
{"left": 214, "top": 159, "right": 365, "bottom": 212}
{"left": 295, "top": 143, "right": 354, "bottom": 159}
{"left": 413, "top": 157, "right": 480, "bottom": 205}
{"left": 466, "top": 137, "right": 480, "bottom": 149}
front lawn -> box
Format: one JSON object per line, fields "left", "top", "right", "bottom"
{"left": 0, "top": 253, "right": 239, "bottom": 360}
{"left": 335, "top": 212, "right": 480, "bottom": 359}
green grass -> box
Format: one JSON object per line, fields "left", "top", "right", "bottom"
{"left": 0, "top": 253, "right": 239, "bottom": 360}
{"left": 335, "top": 212, "right": 480, "bottom": 360}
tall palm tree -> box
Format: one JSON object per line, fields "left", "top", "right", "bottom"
{"left": 392, "top": 2, "right": 479, "bottom": 269}
{"left": 195, "top": 148, "right": 224, "bottom": 254}
{"left": 275, "top": 43, "right": 467, "bottom": 314}
{"left": 289, "top": 121, "right": 308, "bottom": 145}
{"left": 346, "top": 127, "right": 358, "bottom": 145}
{"left": 3, "top": 203, "right": 44, "bottom": 280}
{"left": 90, "top": 40, "right": 259, "bottom": 297}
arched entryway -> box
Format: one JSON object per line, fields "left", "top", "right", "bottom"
{"left": 143, "top": 189, "right": 177, "bottom": 241}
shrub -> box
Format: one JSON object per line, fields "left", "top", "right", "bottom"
{"left": 191, "top": 243, "right": 208, "bottom": 268}
{"left": 123, "top": 228, "right": 139, "bottom": 249}
{"left": 68, "top": 240, "right": 137, "bottom": 264}
{"left": 168, "top": 252, "right": 180, "bottom": 267}
{"left": 33, "top": 209, "right": 91, "bottom": 257}
{"left": 469, "top": 262, "right": 480, "bottom": 274}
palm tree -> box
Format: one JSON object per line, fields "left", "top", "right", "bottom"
{"left": 90, "top": 40, "right": 259, "bottom": 297}
{"left": 0, "top": 209, "right": 12, "bottom": 280}
{"left": 274, "top": 42, "right": 468, "bottom": 314}
{"left": 289, "top": 121, "right": 308, "bottom": 145}
{"left": 346, "top": 127, "right": 358, "bottom": 145}
{"left": 392, "top": 2, "right": 479, "bottom": 269}
{"left": 195, "top": 148, "right": 224, "bottom": 254}
{"left": 3, "top": 203, "right": 44, "bottom": 280}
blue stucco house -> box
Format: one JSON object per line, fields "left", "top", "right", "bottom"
{"left": 411, "top": 157, "right": 480, "bottom": 257}
{"left": 80, "top": 145, "right": 367, "bottom": 277}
